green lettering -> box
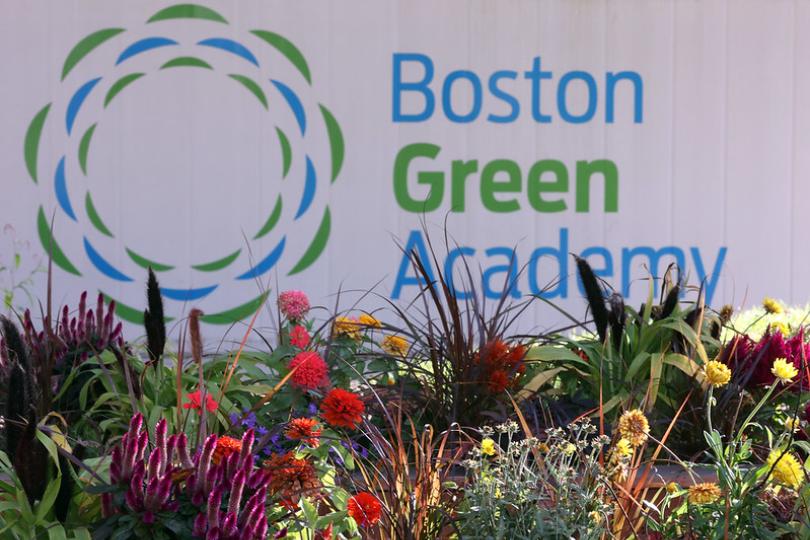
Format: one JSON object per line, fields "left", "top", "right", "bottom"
{"left": 480, "top": 159, "right": 521, "bottom": 212}
{"left": 393, "top": 143, "right": 444, "bottom": 212}
{"left": 450, "top": 159, "right": 478, "bottom": 212}
{"left": 527, "top": 159, "right": 568, "bottom": 212}
{"left": 576, "top": 159, "right": 618, "bottom": 212}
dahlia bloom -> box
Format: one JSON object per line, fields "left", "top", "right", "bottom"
{"left": 347, "top": 492, "right": 382, "bottom": 527}
{"left": 320, "top": 388, "right": 365, "bottom": 429}
{"left": 288, "top": 351, "right": 329, "bottom": 390}
{"left": 333, "top": 316, "right": 362, "bottom": 341}
{"left": 381, "top": 335, "right": 408, "bottom": 357}
{"left": 278, "top": 290, "right": 310, "bottom": 320}
{"left": 704, "top": 360, "right": 731, "bottom": 387}
{"left": 289, "top": 325, "right": 311, "bottom": 349}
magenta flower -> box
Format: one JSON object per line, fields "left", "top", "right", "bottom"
{"left": 278, "top": 290, "right": 310, "bottom": 320}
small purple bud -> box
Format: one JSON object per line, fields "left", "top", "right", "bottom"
{"left": 239, "top": 429, "right": 255, "bottom": 465}
{"left": 222, "top": 512, "right": 238, "bottom": 538}
{"left": 155, "top": 420, "right": 168, "bottom": 473}
{"left": 147, "top": 448, "right": 164, "bottom": 484}
{"left": 78, "top": 291, "right": 87, "bottom": 320}
{"left": 176, "top": 433, "right": 194, "bottom": 469}
{"left": 143, "top": 510, "right": 156, "bottom": 525}
{"left": 136, "top": 430, "right": 148, "bottom": 463}
{"left": 110, "top": 446, "right": 123, "bottom": 483}
{"left": 197, "top": 435, "right": 217, "bottom": 486}
{"left": 96, "top": 294, "right": 104, "bottom": 332}
{"left": 124, "top": 488, "right": 142, "bottom": 512}
{"left": 227, "top": 469, "right": 247, "bottom": 516}
{"left": 207, "top": 486, "right": 225, "bottom": 529}
{"left": 193, "top": 513, "right": 208, "bottom": 537}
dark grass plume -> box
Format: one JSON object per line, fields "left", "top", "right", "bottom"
{"left": 143, "top": 268, "right": 166, "bottom": 363}
{"left": 574, "top": 255, "right": 609, "bottom": 344}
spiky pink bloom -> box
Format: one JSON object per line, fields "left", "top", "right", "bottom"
{"left": 289, "top": 325, "right": 311, "bottom": 349}
{"left": 278, "top": 290, "right": 310, "bottom": 320}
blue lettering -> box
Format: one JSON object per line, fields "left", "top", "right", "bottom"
{"left": 392, "top": 53, "right": 435, "bottom": 122}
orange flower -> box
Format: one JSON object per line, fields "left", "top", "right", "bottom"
{"left": 264, "top": 452, "right": 322, "bottom": 510}
{"left": 285, "top": 418, "right": 322, "bottom": 447}
{"left": 212, "top": 435, "right": 242, "bottom": 465}
{"left": 347, "top": 492, "right": 382, "bottom": 527}
{"left": 320, "top": 388, "right": 365, "bottom": 430}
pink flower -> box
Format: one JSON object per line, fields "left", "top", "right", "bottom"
{"left": 290, "top": 325, "right": 311, "bottom": 349}
{"left": 288, "top": 351, "right": 329, "bottom": 390}
{"left": 183, "top": 389, "right": 218, "bottom": 414}
{"left": 278, "top": 290, "right": 310, "bottom": 320}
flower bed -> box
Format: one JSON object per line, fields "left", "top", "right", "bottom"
{"left": 2, "top": 255, "right": 810, "bottom": 539}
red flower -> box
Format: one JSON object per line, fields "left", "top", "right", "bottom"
{"left": 476, "top": 339, "right": 526, "bottom": 394}
{"left": 487, "top": 369, "right": 510, "bottom": 393}
{"left": 320, "top": 388, "right": 365, "bottom": 429}
{"left": 315, "top": 524, "right": 333, "bottom": 539}
{"left": 288, "top": 351, "right": 329, "bottom": 390}
{"left": 285, "top": 417, "right": 322, "bottom": 447}
{"left": 347, "top": 492, "right": 382, "bottom": 527}
{"left": 183, "top": 389, "right": 218, "bottom": 413}
{"left": 264, "top": 452, "right": 322, "bottom": 510}
{"left": 290, "top": 325, "right": 311, "bottom": 349}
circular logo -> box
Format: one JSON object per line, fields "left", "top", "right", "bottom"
{"left": 24, "top": 4, "right": 344, "bottom": 325}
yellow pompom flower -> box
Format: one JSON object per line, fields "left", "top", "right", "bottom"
{"left": 704, "top": 360, "right": 731, "bottom": 388}
{"left": 771, "top": 357, "right": 798, "bottom": 384}
{"left": 617, "top": 409, "right": 650, "bottom": 447}
{"left": 359, "top": 313, "right": 382, "bottom": 328}
{"left": 666, "top": 482, "right": 679, "bottom": 494}
{"left": 614, "top": 438, "right": 633, "bottom": 458}
{"left": 588, "top": 510, "right": 602, "bottom": 525}
{"left": 481, "top": 438, "right": 497, "bottom": 456}
{"left": 381, "top": 335, "right": 409, "bottom": 357}
{"left": 763, "top": 297, "right": 784, "bottom": 314}
{"left": 769, "top": 321, "right": 791, "bottom": 337}
{"left": 687, "top": 482, "right": 722, "bottom": 505}
{"left": 333, "top": 316, "right": 361, "bottom": 341}
{"left": 766, "top": 449, "right": 804, "bottom": 490}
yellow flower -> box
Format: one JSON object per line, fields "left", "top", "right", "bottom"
{"left": 617, "top": 409, "right": 649, "bottom": 447}
{"left": 771, "top": 358, "right": 798, "bottom": 384}
{"left": 381, "top": 335, "right": 409, "bottom": 357}
{"left": 333, "top": 316, "right": 361, "bottom": 340}
{"left": 769, "top": 321, "right": 790, "bottom": 337}
{"left": 359, "top": 313, "right": 382, "bottom": 328}
{"left": 704, "top": 360, "right": 731, "bottom": 388}
{"left": 613, "top": 438, "right": 633, "bottom": 458}
{"left": 561, "top": 442, "right": 576, "bottom": 455}
{"left": 481, "top": 438, "right": 496, "bottom": 456}
{"left": 537, "top": 442, "right": 550, "bottom": 453}
{"left": 666, "top": 482, "right": 679, "bottom": 494}
{"left": 763, "top": 297, "right": 784, "bottom": 314}
{"left": 766, "top": 449, "right": 804, "bottom": 490}
{"left": 785, "top": 417, "right": 801, "bottom": 433}
{"left": 588, "top": 510, "right": 601, "bottom": 525}
{"left": 687, "top": 482, "right": 722, "bottom": 505}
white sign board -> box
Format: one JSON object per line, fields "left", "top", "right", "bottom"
{"left": 0, "top": 1, "right": 805, "bottom": 334}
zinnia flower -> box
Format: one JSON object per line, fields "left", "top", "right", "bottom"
{"left": 687, "top": 482, "right": 721, "bottom": 504}
{"left": 212, "top": 435, "right": 242, "bottom": 465}
{"left": 285, "top": 418, "right": 322, "bottom": 447}
{"left": 480, "top": 438, "right": 496, "bottom": 456}
{"left": 763, "top": 297, "right": 784, "bottom": 314}
{"left": 333, "top": 316, "right": 361, "bottom": 341}
{"left": 704, "top": 360, "right": 731, "bottom": 387}
{"left": 381, "top": 335, "right": 409, "bottom": 357}
{"left": 264, "top": 452, "right": 322, "bottom": 510}
{"left": 320, "top": 388, "right": 365, "bottom": 429}
{"left": 289, "top": 325, "right": 311, "bottom": 349}
{"left": 359, "top": 313, "right": 382, "bottom": 328}
{"left": 288, "top": 351, "right": 329, "bottom": 390}
{"left": 347, "top": 492, "right": 382, "bottom": 527}
{"left": 278, "top": 290, "right": 310, "bottom": 320}
{"left": 772, "top": 357, "right": 798, "bottom": 384}
{"left": 183, "top": 389, "right": 218, "bottom": 414}
{"left": 766, "top": 449, "right": 804, "bottom": 490}
{"left": 617, "top": 409, "right": 649, "bottom": 447}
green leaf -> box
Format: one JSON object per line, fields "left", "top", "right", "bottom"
{"left": 35, "top": 428, "right": 61, "bottom": 467}
{"left": 46, "top": 523, "right": 67, "bottom": 540}
{"left": 36, "top": 476, "right": 62, "bottom": 522}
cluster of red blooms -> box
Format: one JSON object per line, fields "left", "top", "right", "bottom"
{"left": 263, "top": 452, "right": 322, "bottom": 510}
{"left": 347, "top": 492, "right": 382, "bottom": 527}
{"left": 721, "top": 327, "right": 810, "bottom": 388}
{"left": 476, "top": 339, "right": 528, "bottom": 393}
{"left": 285, "top": 417, "right": 322, "bottom": 447}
